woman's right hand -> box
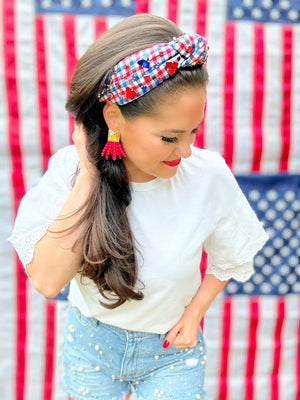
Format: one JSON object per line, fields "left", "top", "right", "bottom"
{"left": 72, "top": 123, "right": 97, "bottom": 179}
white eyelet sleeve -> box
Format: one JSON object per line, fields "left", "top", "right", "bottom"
{"left": 203, "top": 155, "right": 268, "bottom": 282}
{"left": 8, "top": 145, "right": 79, "bottom": 273}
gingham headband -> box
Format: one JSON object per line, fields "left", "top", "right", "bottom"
{"left": 98, "top": 33, "right": 209, "bottom": 105}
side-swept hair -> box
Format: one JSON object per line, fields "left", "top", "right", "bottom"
{"left": 65, "top": 13, "right": 209, "bottom": 308}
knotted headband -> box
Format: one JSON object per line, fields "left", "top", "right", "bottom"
{"left": 98, "top": 33, "right": 209, "bottom": 105}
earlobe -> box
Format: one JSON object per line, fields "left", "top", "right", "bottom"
{"left": 103, "top": 103, "right": 123, "bottom": 129}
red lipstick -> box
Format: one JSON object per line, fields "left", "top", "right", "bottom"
{"left": 163, "top": 158, "right": 181, "bottom": 167}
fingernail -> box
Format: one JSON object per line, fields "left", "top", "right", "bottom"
{"left": 163, "top": 340, "right": 170, "bottom": 349}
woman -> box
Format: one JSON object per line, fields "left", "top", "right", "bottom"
{"left": 9, "top": 13, "right": 267, "bottom": 400}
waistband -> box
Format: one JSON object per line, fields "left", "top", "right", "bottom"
{"left": 71, "top": 306, "right": 166, "bottom": 340}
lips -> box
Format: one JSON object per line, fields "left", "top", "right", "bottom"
{"left": 162, "top": 158, "right": 181, "bottom": 167}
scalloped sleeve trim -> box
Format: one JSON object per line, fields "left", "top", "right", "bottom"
{"left": 8, "top": 145, "right": 78, "bottom": 276}
{"left": 8, "top": 224, "right": 50, "bottom": 276}
{"left": 205, "top": 231, "right": 268, "bottom": 282}
{"left": 206, "top": 260, "right": 254, "bottom": 282}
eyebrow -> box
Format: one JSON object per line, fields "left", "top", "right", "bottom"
{"left": 157, "top": 121, "right": 204, "bottom": 135}
{"left": 157, "top": 128, "right": 187, "bottom": 134}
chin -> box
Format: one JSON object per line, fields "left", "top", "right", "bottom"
{"left": 157, "top": 168, "right": 178, "bottom": 180}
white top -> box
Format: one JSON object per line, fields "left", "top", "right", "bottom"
{"left": 9, "top": 145, "right": 268, "bottom": 333}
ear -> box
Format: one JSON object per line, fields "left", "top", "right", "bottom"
{"left": 103, "top": 103, "right": 123, "bottom": 130}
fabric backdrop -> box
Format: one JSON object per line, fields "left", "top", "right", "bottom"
{"left": 0, "top": 0, "right": 299, "bottom": 399}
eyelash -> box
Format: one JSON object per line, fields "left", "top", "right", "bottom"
{"left": 161, "top": 129, "right": 198, "bottom": 143}
{"left": 161, "top": 136, "right": 178, "bottom": 143}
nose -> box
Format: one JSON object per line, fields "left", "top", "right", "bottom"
{"left": 175, "top": 141, "right": 192, "bottom": 159}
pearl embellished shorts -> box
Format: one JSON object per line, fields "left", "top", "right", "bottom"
{"left": 61, "top": 306, "right": 206, "bottom": 400}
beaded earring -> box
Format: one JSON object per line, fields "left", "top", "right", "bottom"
{"left": 101, "top": 129, "right": 126, "bottom": 160}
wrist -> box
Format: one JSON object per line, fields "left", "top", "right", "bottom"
{"left": 72, "top": 170, "right": 97, "bottom": 202}
{"left": 76, "top": 167, "right": 97, "bottom": 186}
{"left": 185, "top": 302, "right": 205, "bottom": 323}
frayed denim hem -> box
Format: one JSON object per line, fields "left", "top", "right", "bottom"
{"left": 64, "top": 388, "right": 133, "bottom": 400}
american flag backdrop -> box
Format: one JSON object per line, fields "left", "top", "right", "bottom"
{"left": 0, "top": 0, "right": 300, "bottom": 399}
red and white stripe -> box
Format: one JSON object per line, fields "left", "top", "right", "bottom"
{"left": 1, "top": 1, "right": 300, "bottom": 399}
{"left": 2, "top": 3, "right": 27, "bottom": 400}
{"left": 290, "top": 23, "right": 300, "bottom": 173}
{"left": 204, "top": 0, "right": 227, "bottom": 155}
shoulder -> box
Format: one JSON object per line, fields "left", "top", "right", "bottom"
{"left": 176, "top": 147, "right": 242, "bottom": 206}
{"left": 190, "top": 146, "right": 225, "bottom": 165}
{"left": 180, "top": 146, "right": 230, "bottom": 182}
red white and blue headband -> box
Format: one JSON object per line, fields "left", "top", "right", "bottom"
{"left": 98, "top": 33, "right": 209, "bottom": 105}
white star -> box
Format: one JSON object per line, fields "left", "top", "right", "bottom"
{"left": 101, "top": 0, "right": 113, "bottom": 7}
{"left": 266, "top": 189, "right": 278, "bottom": 201}
{"left": 261, "top": 0, "right": 273, "bottom": 8}
{"left": 284, "top": 190, "right": 296, "bottom": 201}
{"left": 251, "top": 7, "right": 263, "bottom": 19}
{"left": 279, "top": 0, "right": 290, "bottom": 10}
{"left": 288, "top": 9, "right": 299, "bottom": 21}
{"left": 260, "top": 282, "right": 272, "bottom": 294}
{"left": 233, "top": 7, "right": 245, "bottom": 18}
{"left": 243, "top": 282, "right": 255, "bottom": 294}
{"left": 270, "top": 274, "right": 282, "bottom": 285}
{"left": 81, "top": 0, "right": 92, "bottom": 7}
{"left": 41, "top": 0, "right": 52, "bottom": 8}
{"left": 255, "top": 255, "right": 266, "bottom": 267}
{"left": 269, "top": 8, "right": 281, "bottom": 20}
{"left": 120, "top": 0, "right": 132, "bottom": 7}
{"left": 61, "top": 0, "right": 72, "bottom": 7}
{"left": 295, "top": 265, "right": 300, "bottom": 275}
{"left": 226, "top": 282, "right": 238, "bottom": 294}
{"left": 279, "top": 283, "right": 290, "bottom": 294}
{"left": 253, "top": 273, "right": 264, "bottom": 284}
{"left": 243, "top": 0, "right": 254, "bottom": 7}
{"left": 292, "top": 282, "right": 300, "bottom": 293}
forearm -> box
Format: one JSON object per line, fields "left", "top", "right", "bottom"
{"left": 27, "top": 171, "right": 95, "bottom": 297}
{"left": 185, "top": 274, "right": 229, "bottom": 323}
{"left": 164, "top": 274, "right": 229, "bottom": 348}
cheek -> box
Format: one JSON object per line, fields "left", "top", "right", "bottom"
{"left": 121, "top": 124, "right": 172, "bottom": 163}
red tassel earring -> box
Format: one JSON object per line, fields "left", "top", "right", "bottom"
{"left": 101, "top": 129, "right": 126, "bottom": 160}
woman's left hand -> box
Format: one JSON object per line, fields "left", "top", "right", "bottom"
{"left": 163, "top": 274, "right": 230, "bottom": 349}
{"left": 163, "top": 307, "right": 203, "bottom": 349}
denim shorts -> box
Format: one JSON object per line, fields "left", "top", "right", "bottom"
{"left": 61, "top": 306, "right": 207, "bottom": 400}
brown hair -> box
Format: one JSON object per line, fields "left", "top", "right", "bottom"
{"left": 66, "top": 13, "right": 209, "bottom": 308}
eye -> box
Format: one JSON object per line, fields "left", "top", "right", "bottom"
{"left": 161, "top": 136, "right": 178, "bottom": 143}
